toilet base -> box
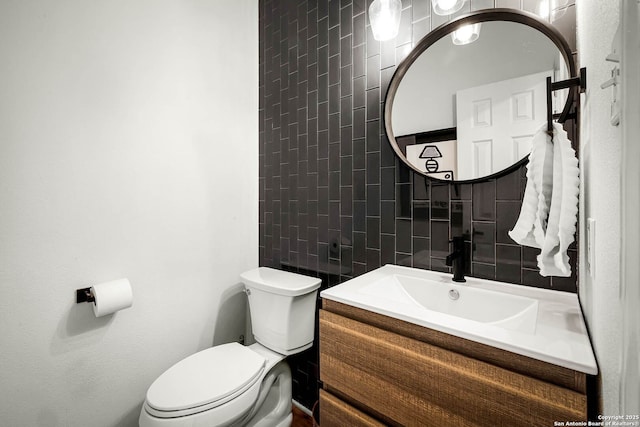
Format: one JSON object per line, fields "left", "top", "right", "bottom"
{"left": 243, "top": 359, "right": 292, "bottom": 427}
{"left": 244, "top": 412, "right": 291, "bottom": 427}
{"left": 273, "top": 413, "right": 293, "bottom": 427}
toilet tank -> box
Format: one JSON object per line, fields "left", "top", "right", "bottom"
{"left": 240, "top": 267, "right": 321, "bottom": 356}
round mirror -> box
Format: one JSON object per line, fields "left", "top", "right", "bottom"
{"left": 384, "top": 9, "right": 576, "bottom": 182}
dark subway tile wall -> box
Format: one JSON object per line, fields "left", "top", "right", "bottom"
{"left": 259, "top": 0, "right": 577, "bottom": 409}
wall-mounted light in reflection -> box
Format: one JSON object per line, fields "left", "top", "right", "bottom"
{"left": 431, "top": 0, "right": 466, "bottom": 16}
{"left": 451, "top": 23, "right": 482, "bottom": 45}
{"left": 369, "top": 0, "right": 402, "bottom": 41}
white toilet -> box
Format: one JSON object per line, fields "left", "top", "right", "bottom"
{"left": 139, "top": 267, "right": 321, "bottom": 427}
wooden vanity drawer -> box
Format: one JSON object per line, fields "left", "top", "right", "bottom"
{"left": 319, "top": 389, "right": 385, "bottom": 427}
{"left": 319, "top": 309, "right": 587, "bottom": 427}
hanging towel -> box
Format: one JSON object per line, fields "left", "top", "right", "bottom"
{"left": 537, "top": 122, "right": 580, "bottom": 277}
{"left": 508, "top": 123, "right": 554, "bottom": 248}
{"left": 508, "top": 122, "right": 579, "bottom": 277}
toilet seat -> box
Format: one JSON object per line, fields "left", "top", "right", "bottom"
{"left": 144, "top": 343, "right": 266, "bottom": 419}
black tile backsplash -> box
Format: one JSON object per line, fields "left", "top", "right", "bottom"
{"left": 259, "top": 0, "right": 577, "bottom": 410}
{"left": 472, "top": 180, "right": 496, "bottom": 221}
{"left": 496, "top": 201, "right": 521, "bottom": 243}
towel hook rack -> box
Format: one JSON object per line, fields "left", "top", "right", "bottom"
{"left": 546, "top": 67, "right": 587, "bottom": 134}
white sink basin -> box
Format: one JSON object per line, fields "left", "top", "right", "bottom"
{"left": 360, "top": 274, "right": 539, "bottom": 334}
{"left": 321, "top": 264, "right": 597, "bottom": 374}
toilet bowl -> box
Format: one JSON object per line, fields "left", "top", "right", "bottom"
{"left": 139, "top": 267, "right": 321, "bottom": 427}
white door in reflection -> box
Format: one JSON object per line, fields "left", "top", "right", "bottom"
{"left": 456, "top": 70, "right": 551, "bottom": 180}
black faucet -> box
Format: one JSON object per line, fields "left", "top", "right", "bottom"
{"left": 445, "top": 236, "right": 466, "bottom": 283}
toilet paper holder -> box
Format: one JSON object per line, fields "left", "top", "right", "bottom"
{"left": 75, "top": 279, "right": 133, "bottom": 317}
{"left": 76, "top": 287, "right": 95, "bottom": 304}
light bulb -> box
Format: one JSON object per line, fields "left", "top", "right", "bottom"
{"left": 538, "top": 0, "right": 570, "bottom": 20}
{"left": 451, "top": 23, "right": 481, "bottom": 45}
{"left": 456, "top": 25, "right": 474, "bottom": 41}
{"left": 438, "top": 0, "right": 458, "bottom": 10}
{"left": 369, "top": 0, "right": 402, "bottom": 41}
{"left": 538, "top": 0, "right": 550, "bottom": 19}
{"left": 431, "top": 0, "right": 466, "bottom": 16}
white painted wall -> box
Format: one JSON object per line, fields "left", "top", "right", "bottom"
{"left": 392, "top": 20, "right": 562, "bottom": 136}
{"left": 576, "top": 0, "right": 623, "bottom": 415}
{"left": 0, "top": 1, "right": 258, "bottom": 426}
{"left": 619, "top": 0, "right": 640, "bottom": 414}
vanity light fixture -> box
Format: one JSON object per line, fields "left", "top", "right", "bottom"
{"left": 451, "top": 23, "right": 481, "bottom": 45}
{"left": 431, "top": 0, "right": 466, "bottom": 16}
{"left": 369, "top": 0, "right": 402, "bottom": 41}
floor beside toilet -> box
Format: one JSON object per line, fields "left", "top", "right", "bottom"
{"left": 292, "top": 404, "right": 314, "bottom": 427}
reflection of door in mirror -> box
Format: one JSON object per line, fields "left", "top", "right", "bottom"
{"left": 456, "top": 70, "right": 551, "bottom": 181}
{"left": 385, "top": 12, "right": 577, "bottom": 183}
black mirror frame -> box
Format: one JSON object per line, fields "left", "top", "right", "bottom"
{"left": 383, "top": 8, "right": 577, "bottom": 184}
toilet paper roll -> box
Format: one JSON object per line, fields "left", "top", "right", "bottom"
{"left": 91, "top": 278, "right": 133, "bottom": 317}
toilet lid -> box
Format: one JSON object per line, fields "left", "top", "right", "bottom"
{"left": 146, "top": 343, "right": 266, "bottom": 413}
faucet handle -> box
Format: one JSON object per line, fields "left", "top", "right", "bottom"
{"left": 445, "top": 253, "right": 455, "bottom": 266}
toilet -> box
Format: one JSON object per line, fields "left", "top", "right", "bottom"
{"left": 139, "top": 267, "right": 321, "bottom": 427}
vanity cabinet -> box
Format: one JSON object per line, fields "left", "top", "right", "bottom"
{"left": 319, "top": 300, "right": 589, "bottom": 427}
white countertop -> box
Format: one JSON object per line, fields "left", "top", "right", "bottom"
{"left": 320, "top": 264, "right": 598, "bottom": 375}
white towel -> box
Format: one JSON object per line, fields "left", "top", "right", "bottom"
{"left": 537, "top": 123, "right": 580, "bottom": 277}
{"left": 508, "top": 122, "right": 579, "bottom": 277}
{"left": 508, "top": 123, "right": 554, "bottom": 248}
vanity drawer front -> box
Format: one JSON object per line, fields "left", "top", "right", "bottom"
{"left": 320, "top": 309, "right": 587, "bottom": 427}
{"left": 319, "top": 389, "right": 385, "bottom": 427}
